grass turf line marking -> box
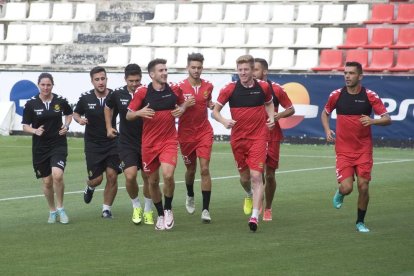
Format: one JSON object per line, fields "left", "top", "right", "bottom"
{"left": 0, "top": 159, "right": 412, "bottom": 202}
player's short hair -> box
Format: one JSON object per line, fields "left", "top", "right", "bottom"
{"left": 38, "top": 72, "right": 54, "bottom": 85}
{"left": 254, "top": 58, "right": 268, "bottom": 71}
{"left": 147, "top": 58, "right": 167, "bottom": 74}
{"left": 187, "top": 52, "right": 204, "bottom": 65}
{"left": 236, "top": 55, "right": 254, "bottom": 68}
{"left": 124, "top": 63, "right": 142, "bottom": 78}
{"left": 345, "top": 61, "right": 363, "bottom": 74}
{"left": 89, "top": 66, "right": 106, "bottom": 78}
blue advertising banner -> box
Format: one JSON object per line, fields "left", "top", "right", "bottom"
{"left": 233, "top": 74, "right": 414, "bottom": 140}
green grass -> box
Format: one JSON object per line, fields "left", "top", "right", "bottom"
{"left": 0, "top": 136, "right": 413, "bottom": 275}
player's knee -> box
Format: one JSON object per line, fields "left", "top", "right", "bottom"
{"left": 357, "top": 181, "right": 369, "bottom": 193}
{"left": 200, "top": 166, "right": 210, "bottom": 177}
{"left": 340, "top": 185, "right": 353, "bottom": 195}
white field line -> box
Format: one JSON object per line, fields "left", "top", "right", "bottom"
{"left": 0, "top": 159, "right": 412, "bottom": 202}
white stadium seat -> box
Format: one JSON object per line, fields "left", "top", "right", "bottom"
{"left": 28, "top": 25, "right": 51, "bottom": 44}
{"left": 249, "top": 49, "right": 270, "bottom": 61}
{"left": 220, "top": 48, "right": 247, "bottom": 69}
{"left": 317, "top": 27, "right": 344, "bottom": 48}
{"left": 269, "top": 49, "right": 294, "bottom": 70}
{"left": 175, "top": 4, "right": 199, "bottom": 23}
{"left": 0, "top": 2, "right": 27, "bottom": 21}
{"left": 175, "top": 26, "right": 199, "bottom": 47}
{"left": 26, "top": 2, "right": 51, "bottom": 21}
{"left": 49, "top": 3, "right": 73, "bottom": 21}
{"left": 246, "top": 27, "right": 270, "bottom": 47}
{"left": 4, "top": 24, "right": 28, "bottom": 43}
{"left": 199, "top": 48, "right": 223, "bottom": 69}
{"left": 199, "top": 4, "right": 224, "bottom": 23}
{"left": 101, "top": 47, "right": 129, "bottom": 67}
{"left": 0, "top": 45, "right": 28, "bottom": 65}
{"left": 146, "top": 4, "right": 175, "bottom": 23}
{"left": 270, "top": 28, "right": 295, "bottom": 48}
{"left": 295, "top": 5, "right": 320, "bottom": 24}
{"left": 129, "top": 47, "right": 152, "bottom": 69}
{"left": 124, "top": 26, "right": 152, "bottom": 46}
{"left": 290, "top": 49, "right": 319, "bottom": 71}
{"left": 222, "top": 4, "right": 247, "bottom": 23}
{"left": 152, "top": 26, "right": 176, "bottom": 46}
{"left": 222, "top": 27, "right": 246, "bottom": 47}
{"left": 198, "top": 27, "right": 223, "bottom": 47}
{"left": 292, "top": 27, "right": 319, "bottom": 48}
{"left": 27, "top": 46, "right": 52, "bottom": 65}
{"left": 173, "top": 47, "right": 199, "bottom": 69}
{"left": 153, "top": 48, "right": 176, "bottom": 66}
{"left": 343, "top": 4, "right": 369, "bottom": 24}
{"left": 246, "top": 4, "right": 270, "bottom": 23}
{"left": 71, "top": 3, "right": 96, "bottom": 22}
{"left": 50, "top": 25, "right": 74, "bottom": 44}
{"left": 270, "top": 5, "right": 294, "bottom": 24}
{"left": 319, "top": 4, "right": 344, "bottom": 24}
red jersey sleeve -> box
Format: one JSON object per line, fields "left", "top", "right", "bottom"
{"left": 217, "top": 82, "right": 236, "bottom": 106}
{"left": 272, "top": 83, "right": 293, "bottom": 109}
{"left": 324, "top": 89, "right": 341, "bottom": 114}
{"left": 128, "top": 86, "right": 147, "bottom": 112}
{"left": 206, "top": 81, "right": 214, "bottom": 102}
{"left": 366, "top": 89, "right": 388, "bottom": 116}
{"left": 171, "top": 83, "right": 185, "bottom": 105}
{"left": 258, "top": 80, "right": 273, "bottom": 103}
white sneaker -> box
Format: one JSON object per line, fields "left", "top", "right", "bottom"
{"left": 201, "top": 209, "right": 211, "bottom": 223}
{"left": 57, "top": 208, "right": 69, "bottom": 224}
{"left": 155, "top": 216, "right": 165, "bottom": 231}
{"left": 164, "top": 209, "right": 174, "bottom": 230}
{"left": 186, "top": 196, "right": 195, "bottom": 214}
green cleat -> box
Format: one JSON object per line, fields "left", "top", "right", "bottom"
{"left": 333, "top": 189, "right": 344, "bottom": 209}
{"left": 132, "top": 207, "right": 143, "bottom": 225}
{"left": 243, "top": 197, "right": 253, "bottom": 215}
{"left": 143, "top": 210, "right": 154, "bottom": 225}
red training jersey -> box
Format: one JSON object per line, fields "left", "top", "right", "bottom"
{"left": 128, "top": 83, "right": 184, "bottom": 147}
{"left": 177, "top": 78, "right": 214, "bottom": 143}
{"left": 324, "top": 86, "right": 388, "bottom": 153}
{"left": 217, "top": 79, "right": 273, "bottom": 142}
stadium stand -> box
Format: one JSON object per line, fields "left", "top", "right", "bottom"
{"left": 221, "top": 48, "right": 247, "bottom": 69}
{"left": 50, "top": 25, "right": 74, "bottom": 44}
{"left": 153, "top": 47, "right": 175, "bottom": 66}
{"left": 152, "top": 26, "right": 176, "bottom": 46}
{"left": 222, "top": 27, "right": 246, "bottom": 47}
{"left": 198, "top": 27, "right": 223, "bottom": 47}
{"left": 100, "top": 46, "right": 129, "bottom": 68}
{"left": 199, "top": 48, "right": 222, "bottom": 69}
{"left": 338, "top": 49, "right": 369, "bottom": 70}
{"left": 27, "top": 46, "right": 52, "bottom": 65}
{"left": 25, "top": 2, "right": 51, "bottom": 21}
{"left": 0, "top": 45, "right": 4, "bottom": 62}
{"left": 246, "top": 4, "right": 271, "bottom": 23}
{"left": 0, "top": 2, "right": 27, "bottom": 21}
{"left": 342, "top": 4, "right": 369, "bottom": 24}
{"left": 389, "top": 50, "right": 414, "bottom": 72}
{"left": 318, "top": 4, "right": 344, "bottom": 24}
{"left": 199, "top": 3, "right": 224, "bottom": 23}
{"left": 365, "top": 50, "right": 395, "bottom": 72}
{"left": 312, "top": 49, "right": 344, "bottom": 71}
{"left": 174, "top": 27, "right": 199, "bottom": 47}
{"left": 270, "top": 5, "right": 294, "bottom": 24}
{"left": 363, "top": 28, "right": 394, "bottom": 49}
{"left": 123, "top": 26, "right": 152, "bottom": 46}
{"left": 270, "top": 27, "right": 295, "bottom": 48}
{"left": 338, "top": 28, "right": 368, "bottom": 49}
{"left": 245, "top": 27, "right": 270, "bottom": 48}
{"left": 27, "top": 25, "right": 51, "bottom": 44}
{"left": 0, "top": 45, "right": 28, "bottom": 65}
{"left": 48, "top": 3, "right": 73, "bottom": 22}
{"left": 249, "top": 48, "right": 270, "bottom": 61}
{"left": 294, "top": 4, "right": 319, "bottom": 24}
{"left": 0, "top": 24, "right": 3, "bottom": 41}
{"left": 317, "top": 27, "right": 344, "bottom": 48}
{"left": 3, "top": 24, "right": 28, "bottom": 43}
{"left": 174, "top": 4, "right": 199, "bottom": 23}
{"left": 173, "top": 47, "right": 199, "bottom": 69}
{"left": 392, "top": 3, "right": 414, "bottom": 24}
{"left": 129, "top": 47, "right": 152, "bottom": 68}
{"left": 222, "top": 4, "right": 247, "bottom": 23}
{"left": 145, "top": 3, "right": 174, "bottom": 23}
{"left": 364, "top": 4, "right": 394, "bottom": 24}
{"left": 391, "top": 28, "right": 414, "bottom": 49}
{"left": 269, "top": 49, "right": 295, "bottom": 70}
{"left": 290, "top": 49, "right": 319, "bottom": 71}
{"left": 292, "top": 27, "right": 319, "bottom": 48}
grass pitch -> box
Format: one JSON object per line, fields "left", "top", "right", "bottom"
{"left": 0, "top": 136, "right": 413, "bottom": 275}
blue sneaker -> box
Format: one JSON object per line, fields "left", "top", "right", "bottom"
{"left": 333, "top": 189, "right": 344, "bottom": 209}
{"left": 48, "top": 211, "right": 57, "bottom": 224}
{"left": 356, "top": 222, "right": 370, "bottom": 233}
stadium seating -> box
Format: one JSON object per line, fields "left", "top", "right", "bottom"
{"left": 318, "top": 4, "right": 344, "bottom": 24}
{"left": 50, "top": 25, "right": 74, "bottom": 44}
{"left": 389, "top": 50, "right": 414, "bottom": 71}
{"left": 198, "top": 27, "right": 223, "bottom": 47}
{"left": 0, "top": 24, "right": 3, "bottom": 41}
{"left": 391, "top": 28, "right": 414, "bottom": 49}
{"left": 365, "top": 50, "right": 394, "bottom": 72}
{"left": 3, "top": 24, "right": 28, "bottom": 43}
{"left": 28, "top": 25, "right": 51, "bottom": 44}
{"left": 338, "top": 49, "right": 368, "bottom": 70}
{"left": 0, "top": 45, "right": 28, "bottom": 65}
{"left": 222, "top": 4, "right": 247, "bottom": 23}
{"left": 312, "top": 49, "right": 343, "bottom": 71}
{"left": 392, "top": 4, "right": 414, "bottom": 24}
{"left": 174, "top": 4, "right": 199, "bottom": 23}
{"left": 173, "top": 47, "right": 199, "bottom": 68}
{"left": 292, "top": 27, "right": 319, "bottom": 48}
{"left": 199, "top": 48, "right": 222, "bottom": 69}
{"left": 249, "top": 49, "right": 270, "bottom": 61}
{"left": 154, "top": 47, "right": 176, "bottom": 66}
{"left": 363, "top": 28, "right": 394, "bottom": 49}
{"left": 294, "top": 5, "right": 319, "bottom": 24}
{"left": 270, "top": 5, "right": 294, "bottom": 24}
{"left": 49, "top": 3, "right": 73, "bottom": 21}
{"left": 222, "top": 27, "right": 246, "bottom": 47}
{"left": 27, "top": 46, "right": 52, "bottom": 65}
{"left": 246, "top": 4, "right": 270, "bottom": 23}
{"left": 174, "top": 27, "right": 199, "bottom": 47}
{"left": 71, "top": 3, "right": 96, "bottom": 22}
{"left": 290, "top": 49, "right": 319, "bottom": 71}
{"left": 343, "top": 4, "right": 369, "bottom": 24}
{"left": 220, "top": 48, "right": 247, "bottom": 69}
{"left": 269, "top": 49, "right": 295, "bottom": 70}
{"left": 0, "top": 2, "right": 27, "bottom": 21}
{"left": 338, "top": 28, "right": 368, "bottom": 49}
{"left": 101, "top": 47, "right": 129, "bottom": 67}
{"left": 270, "top": 28, "right": 295, "bottom": 48}
{"left": 245, "top": 27, "right": 270, "bottom": 47}
{"left": 146, "top": 3, "right": 175, "bottom": 23}
{"left": 124, "top": 26, "right": 152, "bottom": 46}
{"left": 317, "top": 27, "right": 344, "bottom": 48}
{"left": 152, "top": 26, "right": 176, "bottom": 46}
{"left": 364, "top": 4, "right": 394, "bottom": 24}
{"left": 26, "top": 2, "right": 51, "bottom": 21}
{"left": 199, "top": 3, "right": 224, "bottom": 23}
{"left": 0, "top": 45, "right": 4, "bottom": 61}
{"left": 129, "top": 47, "right": 152, "bottom": 68}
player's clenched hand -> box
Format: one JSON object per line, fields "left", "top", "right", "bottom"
{"left": 139, "top": 103, "right": 155, "bottom": 119}
{"left": 34, "top": 125, "right": 45, "bottom": 136}
{"left": 222, "top": 119, "right": 236, "bottom": 129}
{"left": 359, "top": 115, "right": 372, "bottom": 126}
{"left": 208, "top": 101, "right": 215, "bottom": 110}
{"left": 59, "top": 125, "right": 68, "bottom": 136}
{"left": 266, "top": 118, "right": 275, "bottom": 130}
{"left": 78, "top": 118, "right": 88, "bottom": 125}
{"left": 274, "top": 112, "right": 282, "bottom": 121}
{"left": 184, "top": 95, "right": 196, "bottom": 108}
{"left": 326, "top": 129, "right": 335, "bottom": 142}
{"left": 171, "top": 104, "right": 184, "bottom": 118}
{"left": 107, "top": 128, "right": 118, "bottom": 139}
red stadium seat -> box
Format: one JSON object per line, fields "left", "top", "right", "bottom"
{"left": 389, "top": 50, "right": 414, "bottom": 71}
{"left": 312, "top": 50, "right": 343, "bottom": 71}
{"left": 365, "top": 50, "right": 394, "bottom": 72}
{"left": 390, "top": 28, "right": 414, "bottom": 49}
{"left": 392, "top": 4, "right": 414, "bottom": 24}
{"left": 364, "top": 4, "right": 394, "bottom": 24}
{"left": 338, "top": 28, "right": 368, "bottom": 49}
{"left": 338, "top": 49, "right": 368, "bottom": 70}
{"left": 363, "top": 28, "right": 394, "bottom": 49}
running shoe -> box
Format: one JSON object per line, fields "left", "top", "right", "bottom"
{"left": 248, "top": 217, "right": 258, "bottom": 232}
{"left": 155, "top": 216, "right": 165, "bottom": 230}
{"left": 58, "top": 208, "right": 69, "bottom": 224}
{"left": 132, "top": 207, "right": 143, "bottom": 225}
{"left": 333, "top": 189, "right": 344, "bottom": 209}
{"left": 356, "top": 222, "right": 370, "bottom": 233}
{"left": 185, "top": 196, "right": 195, "bottom": 214}
{"left": 48, "top": 211, "right": 57, "bottom": 224}
{"left": 263, "top": 209, "right": 272, "bottom": 221}
{"left": 143, "top": 211, "right": 154, "bottom": 225}
{"left": 243, "top": 197, "right": 253, "bottom": 215}
{"left": 83, "top": 186, "right": 94, "bottom": 204}
{"left": 164, "top": 209, "right": 174, "bottom": 230}
{"left": 102, "top": 210, "right": 112, "bottom": 219}
{"left": 201, "top": 209, "right": 211, "bottom": 223}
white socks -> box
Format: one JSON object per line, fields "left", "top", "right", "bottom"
{"left": 144, "top": 197, "right": 153, "bottom": 212}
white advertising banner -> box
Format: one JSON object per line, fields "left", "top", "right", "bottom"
{"left": 0, "top": 71, "right": 232, "bottom": 135}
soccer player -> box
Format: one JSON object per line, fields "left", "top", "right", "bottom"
{"left": 73, "top": 66, "right": 121, "bottom": 218}
{"left": 321, "top": 61, "right": 391, "bottom": 233}
{"left": 104, "top": 64, "right": 154, "bottom": 225}
{"left": 253, "top": 58, "right": 295, "bottom": 221}
{"left": 213, "top": 55, "right": 275, "bottom": 232}
{"left": 177, "top": 53, "right": 215, "bottom": 223}
{"left": 22, "top": 73, "right": 72, "bottom": 224}
{"left": 126, "top": 58, "right": 186, "bottom": 231}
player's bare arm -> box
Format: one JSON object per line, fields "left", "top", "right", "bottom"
{"left": 58, "top": 114, "right": 72, "bottom": 136}
{"left": 360, "top": 114, "right": 392, "bottom": 127}
{"left": 321, "top": 110, "right": 335, "bottom": 142}
{"left": 73, "top": 112, "right": 88, "bottom": 125}
{"left": 265, "top": 101, "right": 275, "bottom": 130}
{"left": 104, "top": 106, "right": 118, "bottom": 138}
{"left": 212, "top": 103, "right": 236, "bottom": 129}
{"left": 23, "top": 124, "right": 45, "bottom": 136}
{"left": 126, "top": 103, "right": 155, "bottom": 121}
{"left": 275, "top": 106, "right": 295, "bottom": 121}
{"left": 208, "top": 100, "right": 215, "bottom": 110}
{"left": 171, "top": 104, "right": 186, "bottom": 118}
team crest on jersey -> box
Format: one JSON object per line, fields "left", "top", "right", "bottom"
{"left": 54, "top": 104, "right": 61, "bottom": 112}
{"left": 203, "top": 91, "right": 209, "bottom": 99}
